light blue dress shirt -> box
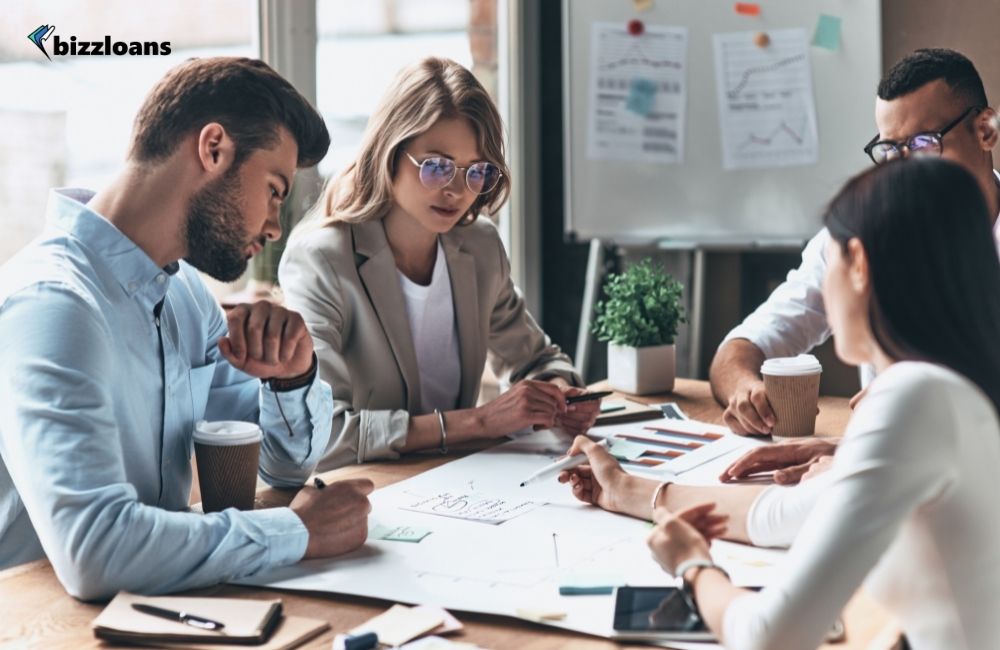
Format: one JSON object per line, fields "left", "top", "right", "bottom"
{"left": 0, "top": 189, "right": 333, "bottom": 600}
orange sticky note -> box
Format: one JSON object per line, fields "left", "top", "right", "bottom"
{"left": 735, "top": 2, "right": 761, "bottom": 16}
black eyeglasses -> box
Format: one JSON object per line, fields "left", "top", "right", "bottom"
{"left": 404, "top": 152, "right": 503, "bottom": 195}
{"left": 863, "top": 106, "right": 983, "bottom": 164}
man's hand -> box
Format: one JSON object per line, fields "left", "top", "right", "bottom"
{"left": 722, "top": 379, "right": 776, "bottom": 435}
{"left": 219, "top": 301, "right": 314, "bottom": 380}
{"left": 290, "top": 478, "right": 374, "bottom": 559}
{"left": 719, "top": 437, "right": 839, "bottom": 484}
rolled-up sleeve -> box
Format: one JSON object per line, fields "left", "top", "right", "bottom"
{"left": 723, "top": 229, "right": 832, "bottom": 359}
{"left": 0, "top": 286, "right": 309, "bottom": 601}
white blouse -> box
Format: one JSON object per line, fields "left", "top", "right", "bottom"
{"left": 724, "top": 362, "right": 1000, "bottom": 650}
{"left": 397, "top": 240, "right": 461, "bottom": 415}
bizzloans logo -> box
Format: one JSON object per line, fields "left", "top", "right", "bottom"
{"left": 28, "top": 24, "right": 171, "bottom": 61}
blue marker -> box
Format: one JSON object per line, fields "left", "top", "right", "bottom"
{"left": 344, "top": 632, "right": 378, "bottom": 650}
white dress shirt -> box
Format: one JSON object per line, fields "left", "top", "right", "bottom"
{"left": 723, "top": 170, "right": 1000, "bottom": 387}
{"left": 724, "top": 362, "right": 1000, "bottom": 649}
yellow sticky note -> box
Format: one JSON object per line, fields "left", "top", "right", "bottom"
{"left": 515, "top": 607, "right": 567, "bottom": 623}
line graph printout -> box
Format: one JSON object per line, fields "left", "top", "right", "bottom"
{"left": 713, "top": 29, "right": 819, "bottom": 170}
{"left": 586, "top": 22, "right": 688, "bottom": 164}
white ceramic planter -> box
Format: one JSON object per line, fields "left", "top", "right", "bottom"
{"left": 607, "top": 343, "right": 676, "bottom": 395}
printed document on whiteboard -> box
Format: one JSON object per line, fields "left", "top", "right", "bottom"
{"left": 586, "top": 22, "right": 688, "bottom": 164}
{"left": 713, "top": 29, "right": 819, "bottom": 170}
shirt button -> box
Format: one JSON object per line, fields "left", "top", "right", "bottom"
{"left": 128, "top": 282, "right": 138, "bottom": 292}
{"left": 156, "top": 274, "right": 166, "bottom": 284}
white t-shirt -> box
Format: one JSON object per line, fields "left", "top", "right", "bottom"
{"left": 397, "top": 240, "right": 461, "bottom": 414}
{"left": 723, "top": 170, "right": 1000, "bottom": 387}
{"left": 725, "top": 362, "right": 1000, "bottom": 649}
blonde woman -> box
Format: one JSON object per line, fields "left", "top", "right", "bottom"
{"left": 280, "top": 58, "right": 598, "bottom": 471}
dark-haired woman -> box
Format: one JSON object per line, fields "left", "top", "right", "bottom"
{"left": 564, "top": 158, "right": 1000, "bottom": 649}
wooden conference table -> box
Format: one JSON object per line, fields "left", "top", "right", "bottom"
{"left": 0, "top": 379, "right": 900, "bottom": 649}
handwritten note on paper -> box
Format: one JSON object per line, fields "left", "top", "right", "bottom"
{"left": 401, "top": 492, "right": 542, "bottom": 525}
{"left": 370, "top": 524, "right": 433, "bottom": 543}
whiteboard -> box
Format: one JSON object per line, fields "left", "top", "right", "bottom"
{"left": 563, "top": 0, "right": 881, "bottom": 243}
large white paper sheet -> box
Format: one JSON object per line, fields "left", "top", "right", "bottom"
{"left": 237, "top": 429, "right": 773, "bottom": 646}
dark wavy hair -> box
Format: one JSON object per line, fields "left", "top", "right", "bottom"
{"left": 824, "top": 158, "right": 1000, "bottom": 414}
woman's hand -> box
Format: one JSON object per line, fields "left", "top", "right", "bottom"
{"left": 801, "top": 455, "right": 834, "bottom": 482}
{"left": 553, "top": 385, "right": 601, "bottom": 436}
{"left": 476, "top": 379, "right": 567, "bottom": 437}
{"left": 557, "top": 435, "right": 631, "bottom": 513}
{"left": 719, "top": 436, "right": 840, "bottom": 484}
{"left": 647, "top": 503, "right": 728, "bottom": 575}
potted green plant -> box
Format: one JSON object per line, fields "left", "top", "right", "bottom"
{"left": 592, "top": 258, "right": 686, "bottom": 395}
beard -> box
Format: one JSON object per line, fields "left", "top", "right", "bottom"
{"left": 183, "top": 168, "right": 260, "bottom": 282}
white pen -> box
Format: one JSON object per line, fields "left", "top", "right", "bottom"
{"left": 519, "top": 438, "right": 610, "bottom": 487}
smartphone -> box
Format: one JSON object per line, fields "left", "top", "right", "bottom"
{"left": 611, "top": 586, "right": 713, "bottom": 641}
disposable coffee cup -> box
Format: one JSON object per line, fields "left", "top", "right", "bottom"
{"left": 760, "top": 354, "right": 822, "bottom": 439}
{"left": 193, "top": 420, "right": 262, "bottom": 513}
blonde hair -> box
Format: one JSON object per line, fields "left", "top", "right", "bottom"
{"left": 303, "top": 57, "right": 510, "bottom": 232}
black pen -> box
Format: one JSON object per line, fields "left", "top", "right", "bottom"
{"left": 131, "top": 603, "right": 226, "bottom": 631}
{"left": 565, "top": 390, "right": 613, "bottom": 404}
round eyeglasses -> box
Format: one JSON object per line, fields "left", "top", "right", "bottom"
{"left": 404, "top": 152, "right": 503, "bottom": 195}
{"left": 863, "top": 106, "right": 983, "bottom": 164}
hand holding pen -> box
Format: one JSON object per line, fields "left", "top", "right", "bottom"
{"left": 520, "top": 438, "right": 611, "bottom": 486}
{"left": 554, "top": 388, "right": 608, "bottom": 436}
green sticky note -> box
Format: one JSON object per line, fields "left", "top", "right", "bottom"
{"left": 609, "top": 439, "right": 648, "bottom": 462}
{"left": 812, "top": 14, "right": 841, "bottom": 51}
{"left": 626, "top": 78, "right": 657, "bottom": 116}
{"left": 370, "top": 524, "right": 432, "bottom": 543}
{"left": 558, "top": 573, "right": 625, "bottom": 595}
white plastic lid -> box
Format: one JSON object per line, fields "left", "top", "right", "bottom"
{"left": 760, "top": 354, "right": 823, "bottom": 377}
{"left": 193, "top": 420, "right": 262, "bottom": 446}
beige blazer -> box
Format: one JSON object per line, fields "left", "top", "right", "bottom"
{"left": 279, "top": 217, "right": 582, "bottom": 471}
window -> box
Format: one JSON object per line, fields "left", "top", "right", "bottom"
{"left": 0, "top": 1, "right": 255, "bottom": 268}
{"left": 314, "top": 0, "right": 474, "bottom": 179}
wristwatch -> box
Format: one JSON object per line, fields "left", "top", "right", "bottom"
{"left": 674, "top": 558, "right": 730, "bottom": 615}
{"left": 266, "top": 353, "right": 318, "bottom": 392}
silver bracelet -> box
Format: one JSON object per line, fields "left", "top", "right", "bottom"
{"left": 650, "top": 480, "right": 671, "bottom": 520}
{"left": 434, "top": 408, "right": 448, "bottom": 455}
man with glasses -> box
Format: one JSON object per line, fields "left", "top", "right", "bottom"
{"left": 710, "top": 48, "right": 999, "bottom": 480}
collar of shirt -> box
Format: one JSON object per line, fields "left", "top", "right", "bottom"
{"left": 46, "top": 188, "right": 178, "bottom": 312}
